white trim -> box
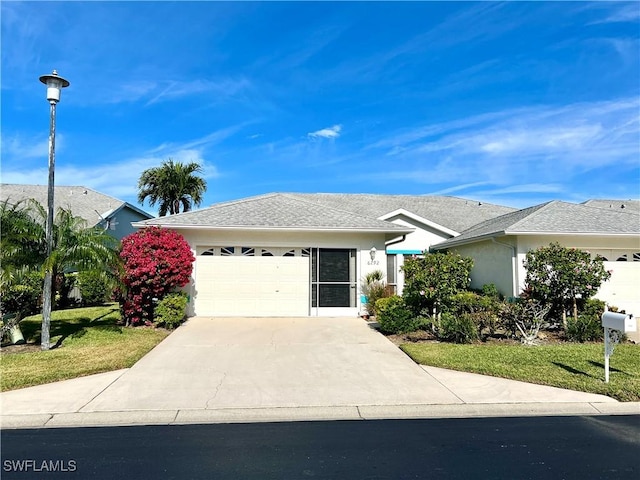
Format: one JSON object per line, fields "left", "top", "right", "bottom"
{"left": 378, "top": 209, "right": 458, "bottom": 236}
{"left": 131, "top": 223, "right": 412, "bottom": 234}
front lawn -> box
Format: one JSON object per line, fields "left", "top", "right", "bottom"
{"left": 1, "top": 304, "right": 169, "bottom": 391}
{"left": 401, "top": 342, "right": 640, "bottom": 402}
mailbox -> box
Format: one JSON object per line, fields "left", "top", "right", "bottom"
{"left": 601, "top": 310, "right": 636, "bottom": 383}
{"left": 601, "top": 311, "right": 636, "bottom": 333}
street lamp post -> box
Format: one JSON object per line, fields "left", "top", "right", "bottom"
{"left": 39, "top": 70, "right": 70, "bottom": 351}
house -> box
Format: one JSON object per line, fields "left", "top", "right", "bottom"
{"left": 431, "top": 200, "right": 640, "bottom": 341}
{"left": 133, "top": 193, "right": 515, "bottom": 317}
{"left": 1, "top": 184, "right": 154, "bottom": 240}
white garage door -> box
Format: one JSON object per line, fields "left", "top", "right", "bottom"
{"left": 193, "top": 247, "right": 310, "bottom": 316}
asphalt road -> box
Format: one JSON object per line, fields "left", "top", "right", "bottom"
{"left": 2, "top": 416, "right": 639, "bottom": 479}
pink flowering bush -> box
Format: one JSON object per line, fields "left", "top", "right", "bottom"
{"left": 119, "top": 227, "right": 194, "bottom": 326}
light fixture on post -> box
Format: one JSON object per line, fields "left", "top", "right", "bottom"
{"left": 39, "top": 69, "right": 70, "bottom": 351}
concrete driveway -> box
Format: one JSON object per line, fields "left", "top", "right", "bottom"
{"left": 80, "top": 316, "right": 463, "bottom": 411}
{"left": 3, "top": 316, "right": 630, "bottom": 429}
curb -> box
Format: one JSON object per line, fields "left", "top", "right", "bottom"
{"left": 2, "top": 402, "right": 639, "bottom": 430}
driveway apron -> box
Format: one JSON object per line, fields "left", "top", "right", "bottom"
{"left": 81, "top": 317, "right": 463, "bottom": 412}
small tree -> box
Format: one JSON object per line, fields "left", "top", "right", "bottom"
{"left": 402, "top": 251, "right": 473, "bottom": 316}
{"left": 119, "top": 227, "right": 194, "bottom": 326}
{"left": 523, "top": 243, "right": 611, "bottom": 328}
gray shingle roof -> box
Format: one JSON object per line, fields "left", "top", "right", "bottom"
{"left": 288, "top": 193, "right": 516, "bottom": 233}
{"left": 434, "top": 200, "right": 640, "bottom": 249}
{"left": 136, "top": 193, "right": 413, "bottom": 232}
{"left": 0, "top": 184, "right": 152, "bottom": 227}
{"left": 583, "top": 199, "right": 640, "bottom": 214}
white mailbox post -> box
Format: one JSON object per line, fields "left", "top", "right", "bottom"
{"left": 601, "top": 311, "right": 636, "bottom": 383}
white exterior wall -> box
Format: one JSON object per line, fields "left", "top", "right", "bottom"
{"left": 386, "top": 215, "right": 453, "bottom": 254}
{"left": 175, "top": 228, "right": 389, "bottom": 317}
{"left": 450, "top": 239, "right": 516, "bottom": 297}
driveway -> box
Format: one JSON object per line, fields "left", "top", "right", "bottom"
{"left": 80, "top": 316, "right": 463, "bottom": 411}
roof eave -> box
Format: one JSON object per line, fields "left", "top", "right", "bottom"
{"left": 510, "top": 231, "right": 640, "bottom": 237}
{"left": 431, "top": 232, "right": 506, "bottom": 250}
{"left": 131, "top": 223, "right": 414, "bottom": 234}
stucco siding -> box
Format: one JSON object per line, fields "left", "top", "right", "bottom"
{"left": 387, "top": 215, "right": 453, "bottom": 254}
{"left": 451, "top": 239, "right": 515, "bottom": 297}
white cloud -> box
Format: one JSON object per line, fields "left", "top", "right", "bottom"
{"left": 308, "top": 124, "right": 342, "bottom": 139}
{"left": 1, "top": 134, "right": 61, "bottom": 159}
{"left": 1, "top": 133, "right": 223, "bottom": 205}
{"left": 373, "top": 98, "right": 639, "bottom": 172}
{"left": 145, "top": 78, "right": 251, "bottom": 106}
{"left": 590, "top": 3, "right": 640, "bottom": 24}
{"left": 356, "top": 97, "right": 640, "bottom": 202}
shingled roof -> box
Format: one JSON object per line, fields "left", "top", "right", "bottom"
{"left": 136, "top": 193, "right": 413, "bottom": 233}
{"left": 582, "top": 199, "right": 640, "bottom": 214}
{"left": 0, "top": 184, "right": 152, "bottom": 227}
{"left": 433, "top": 200, "right": 640, "bottom": 249}
{"left": 290, "top": 193, "right": 516, "bottom": 233}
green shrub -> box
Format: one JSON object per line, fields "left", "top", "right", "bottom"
{"left": 579, "top": 298, "right": 607, "bottom": 318}
{"left": 481, "top": 283, "right": 501, "bottom": 299}
{"left": 153, "top": 292, "right": 188, "bottom": 329}
{"left": 77, "top": 270, "right": 110, "bottom": 306}
{"left": 566, "top": 298, "right": 610, "bottom": 342}
{"left": 376, "top": 296, "right": 420, "bottom": 334}
{"left": 0, "top": 270, "right": 42, "bottom": 318}
{"left": 445, "top": 291, "right": 500, "bottom": 338}
{"left": 438, "top": 312, "right": 478, "bottom": 344}
{"left": 567, "top": 315, "right": 604, "bottom": 342}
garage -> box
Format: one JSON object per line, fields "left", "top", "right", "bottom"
{"left": 193, "top": 246, "right": 310, "bottom": 316}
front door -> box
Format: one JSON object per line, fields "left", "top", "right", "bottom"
{"left": 311, "top": 248, "right": 357, "bottom": 315}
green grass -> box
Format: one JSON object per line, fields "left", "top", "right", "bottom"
{"left": 1, "top": 304, "right": 169, "bottom": 392}
{"left": 401, "top": 342, "right": 640, "bottom": 402}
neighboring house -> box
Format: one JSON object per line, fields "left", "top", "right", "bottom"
{"left": 1, "top": 184, "right": 154, "bottom": 240}
{"left": 133, "top": 193, "right": 515, "bottom": 317}
{"left": 431, "top": 200, "right": 640, "bottom": 342}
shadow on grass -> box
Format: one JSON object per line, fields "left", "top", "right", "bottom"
{"left": 19, "top": 306, "right": 121, "bottom": 348}
{"left": 587, "top": 360, "right": 628, "bottom": 376}
{"left": 552, "top": 362, "right": 595, "bottom": 378}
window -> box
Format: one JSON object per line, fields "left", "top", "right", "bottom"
{"left": 386, "top": 254, "right": 397, "bottom": 294}
{"left": 201, "top": 248, "right": 215, "bottom": 256}
{"left": 261, "top": 249, "right": 274, "bottom": 257}
{"left": 221, "top": 247, "right": 235, "bottom": 256}
{"left": 241, "top": 247, "right": 255, "bottom": 256}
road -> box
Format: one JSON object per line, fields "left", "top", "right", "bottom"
{"left": 2, "top": 416, "right": 639, "bottom": 479}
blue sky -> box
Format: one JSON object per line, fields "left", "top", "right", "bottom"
{"left": 2, "top": 1, "right": 639, "bottom": 213}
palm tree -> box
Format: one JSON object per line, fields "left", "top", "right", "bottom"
{"left": 0, "top": 199, "right": 44, "bottom": 287}
{"left": 1, "top": 199, "right": 121, "bottom": 348}
{"left": 32, "top": 203, "right": 121, "bottom": 305}
{"left": 1, "top": 199, "right": 45, "bottom": 340}
{"left": 137, "top": 158, "right": 207, "bottom": 216}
